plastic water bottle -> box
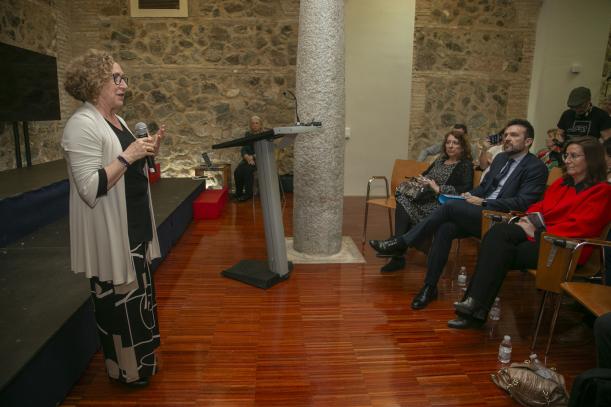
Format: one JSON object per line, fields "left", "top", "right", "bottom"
{"left": 498, "top": 335, "right": 512, "bottom": 364}
{"left": 457, "top": 266, "right": 467, "bottom": 287}
{"left": 489, "top": 297, "right": 501, "bottom": 321}
{"left": 529, "top": 354, "right": 553, "bottom": 379}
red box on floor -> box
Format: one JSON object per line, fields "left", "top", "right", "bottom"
{"left": 193, "top": 188, "right": 228, "bottom": 219}
{"left": 148, "top": 163, "right": 161, "bottom": 184}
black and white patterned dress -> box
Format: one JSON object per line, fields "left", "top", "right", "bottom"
{"left": 396, "top": 157, "right": 459, "bottom": 226}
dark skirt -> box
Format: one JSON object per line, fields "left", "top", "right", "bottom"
{"left": 89, "top": 242, "right": 160, "bottom": 383}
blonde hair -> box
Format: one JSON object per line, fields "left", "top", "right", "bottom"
{"left": 64, "top": 49, "right": 115, "bottom": 103}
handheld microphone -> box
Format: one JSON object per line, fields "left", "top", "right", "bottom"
{"left": 282, "top": 90, "right": 301, "bottom": 125}
{"left": 134, "top": 122, "right": 156, "bottom": 173}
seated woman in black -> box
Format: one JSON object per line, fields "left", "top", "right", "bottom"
{"left": 450, "top": 137, "right": 611, "bottom": 329}
{"left": 381, "top": 130, "right": 474, "bottom": 272}
{"left": 234, "top": 115, "right": 263, "bottom": 201}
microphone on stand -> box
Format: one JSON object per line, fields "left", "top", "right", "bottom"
{"left": 134, "top": 122, "right": 156, "bottom": 173}
{"left": 282, "top": 90, "right": 301, "bottom": 125}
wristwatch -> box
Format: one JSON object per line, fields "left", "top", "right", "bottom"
{"left": 482, "top": 199, "right": 488, "bottom": 207}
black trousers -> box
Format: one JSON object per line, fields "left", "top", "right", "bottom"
{"left": 394, "top": 204, "right": 412, "bottom": 237}
{"left": 465, "top": 223, "right": 539, "bottom": 314}
{"left": 399, "top": 200, "right": 484, "bottom": 286}
{"left": 234, "top": 160, "right": 256, "bottom": 196}
{"left": 595, "top": 313, "right": 611, "bottom": 369}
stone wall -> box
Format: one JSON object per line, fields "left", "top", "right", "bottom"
{"left": 69, "top": 0, "right": 299, "bottom": 176}
{"left": 0, "top": 0, "right": 299, "bottom": 176}
{"left": 409, "top": 0, "right": 542, "bottom": 158}
{"left": 0, "top": 0, "right": 78, "bottom": 171}
{"left": 2, "top": 0, "right": 553, "bottom": 175}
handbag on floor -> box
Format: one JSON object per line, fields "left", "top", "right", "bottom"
{"left": 491, "top": 359, "right": 569, "bottom": 406}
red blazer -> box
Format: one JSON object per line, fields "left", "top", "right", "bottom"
{"left": 527, "top": 178, "right": 611, "bottom": 263}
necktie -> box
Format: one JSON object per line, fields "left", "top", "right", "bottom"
{"left": 491, "top": 159, "right": 515, "bottom": 189}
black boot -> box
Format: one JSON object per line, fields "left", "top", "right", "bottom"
{"left": 380, "top": 256, "right": 405, "bottom": 273}
{"left": 369, "top": 237, "right": 407, "bottom": 257}
{"left": 411, "top": 284, "right": 438, "bottom": 310}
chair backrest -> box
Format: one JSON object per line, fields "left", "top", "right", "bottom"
{"left": 547, "top": 167, "right": 563, "bottom": 186}
{"left": 390, "top": 160, "right": 430, "bottom": 193}
{"left": 536, "top": 222, "right": 611, "bottom": 293}
{"left": 574, "top": 222, "right": 611, "bottom": 279}
{"left": 473, "top": 169, "right": 483, "bottom": 188}
{"left": 535, "top": 234, "right": 583, "bottom": 293}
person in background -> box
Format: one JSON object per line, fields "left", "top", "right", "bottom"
{"left": 557, "top": 87, "right": 611, "bottom": 142}
{"left": 61, "top": 49, "right": 164, "bottom": 387}
{"left": 233, "top": 115, "right": 263, "bottom": 202}
{"left": 449, "top": 137, "right": 611, "bottom": 328}
{"left": 536, "top": 128, "right": 564, "bottom": 170}
{"left": 602, "top": 95, "right": 611, "bottom": 116}
{"left": 417, "top": 124, "right": 469, "bottom": 162}
{"left": 381, "top": 130, "right": 474, "bottom": 272}
{"left": 478, "top": 128, "right": 505, "bottom": 178}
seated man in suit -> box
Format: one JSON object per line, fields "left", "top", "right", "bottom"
{"left": 369, "top": 118, "right": 548, "bottom": 310}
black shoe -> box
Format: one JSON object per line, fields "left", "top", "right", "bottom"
{"left": 447, "top": 316, "right": 485, "bottom": 329}
{"left": 114, "top": 376, "right": 150, "bottom": 388}
{"left": 454, "top": 296, "right": 478, "bottom": 316}
{"left": 237, "top": 195, "right": 252, "bottom": 202}
{"left": 380, "top": 256, "right": 405, "bottom": 273}
{"left": 369, "top": 237, "right": 407, "bottom": 257}
{"left": 411, "top": 284, "right": 438, "bottom": 310}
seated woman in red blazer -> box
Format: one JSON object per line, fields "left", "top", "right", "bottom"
{"left": 449, "top": 136, "right": 611, "bottom": 329}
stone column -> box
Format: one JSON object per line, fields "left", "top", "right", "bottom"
{"left": 293, "top": 0, "right": 345, "bottom": 255}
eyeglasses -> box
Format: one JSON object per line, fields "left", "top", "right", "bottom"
{"left": 112, "top": 73, "right": 128, "bottom": 85}
{"left": 562, "top": 152, "right": 585, "bottom": 161}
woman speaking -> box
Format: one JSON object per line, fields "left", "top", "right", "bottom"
{"left": 61, "top": 50, "right": 163, "bottom": 386}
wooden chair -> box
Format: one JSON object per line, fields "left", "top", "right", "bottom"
{"left": 546, "top": 167, "right": 563, "bottom": 186}
{"left": 362, "top": 159, "right": 429, "bottom": 244}
{"left": 530, "top": 226, "right": 611, "bottom": 360}
{"left": 472, "top": 169, "right": 483, "bottom": 188}
{"left": 560, "top": 283, "right": 611, "bottom": 318}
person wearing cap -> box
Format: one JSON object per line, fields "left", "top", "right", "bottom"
{"left": 557, "top": 87, "right": 611, "bottom": 142}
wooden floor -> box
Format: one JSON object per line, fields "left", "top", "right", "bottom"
{"left": 62, "top": 196, "right": 596, "bottom": 406}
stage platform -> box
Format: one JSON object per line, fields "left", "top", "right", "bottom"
{"left": 0, "top": 160, "right": 204, "bottom": 407}
{"left": 0, "top": 159, "right": 68, "bottom": 200}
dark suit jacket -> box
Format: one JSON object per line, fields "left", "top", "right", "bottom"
{"left": 471, "top": 152, "right": 548, "bottom": 212}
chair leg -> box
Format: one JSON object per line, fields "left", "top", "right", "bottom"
{"left": 362, "top": 201, "right": 370, "bottom": 245}
{"left": 387, "top": 208, "right": 393, "bottom": 238}
{"left": 530, "top": 290, "right": 549, "bottom": 354}
{"left": 544, "top": 292, "right": 564, "bottom": 362}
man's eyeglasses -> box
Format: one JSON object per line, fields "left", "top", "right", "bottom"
{"left": 562, "top": 152, "right": 585, "bottom": 161}
{"left": 112, "top": 73, "right": 128, "bottom": 85}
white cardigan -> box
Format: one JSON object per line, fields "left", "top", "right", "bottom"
{"left": 61, "top": 102, "right": 161, "bottom": 285}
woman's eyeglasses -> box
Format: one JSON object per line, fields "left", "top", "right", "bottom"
{"left": 562, "top": 152, "right": 585, "bottom": 161}
{"left": 112, "top": 73, "right": 128, "bottom": 85}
